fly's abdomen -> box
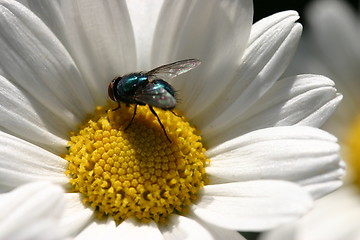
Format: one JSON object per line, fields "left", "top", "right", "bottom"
{"left": 134, "top": 81, "right": 176, "bottom": 109}
{"left": 152, "top": 79, "right": 175, "bottom": 97}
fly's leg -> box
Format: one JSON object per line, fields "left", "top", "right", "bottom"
{"left": 112, "top": 102, "right": 121, "bottom": 111}
{"left": 125, "top": 104, "right": 137, "bottom": 131}
{"left": 149, "top": 106, "right": 172, "bottom": 143}
{"left": 170, "top": 110, "right": 183, "bottom": 118}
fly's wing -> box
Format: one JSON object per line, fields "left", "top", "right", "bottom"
{"left": 133, "top": 82, "right": 176, "bottom": 109}
{"left": 146, "top": 59, "right": 201, "bottom": 81}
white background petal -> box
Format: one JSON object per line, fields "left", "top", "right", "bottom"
{"left": 159, "top": 214, "right": 245, "bottom": 240}
{"left": 206, "top": 126, "right": 344, "bottom": 199}
{"left": 286, "top": 0, "right": 360, "bottom": 142}
{"left": 151, "top": 0, "right": 253, "bottom": 119}
{"left": 307, "top": 0, "right": 360, "bottom": 88}
{"left": 192, "top": 180, "right": 313, "bottom": 231}
{"left": 207, "top": 74, "right": 342, "bottom": 146}
{"left": 199, "top": 11, "right": 302, "bottom": 139}
{"left": 0, "top": 0, "right": 95, "bottom": 125}
{"left": 0, "top": 131, "right": 68, "bottom": 192}
{"left": 0, "top": 181, "right": 65, "bottom": 240}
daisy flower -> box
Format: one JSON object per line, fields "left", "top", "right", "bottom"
{"left": 0, "top": 0, "right": 344, "bottom": 239}
{"left": 261, "top": 0, "right": 360, "bottom": 239}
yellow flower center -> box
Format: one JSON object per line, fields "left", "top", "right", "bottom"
{"left": 63, "top": 103, "right": 209, "bottom": 224}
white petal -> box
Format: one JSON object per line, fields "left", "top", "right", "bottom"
{"left": 206, "top": 126, "right": 343, "bottom": 198}
{"left": 21, "top": 0, "right": 137, "bottom": 104}
{"left": 0, "top": 0, "right": 94, "bottom": 124}
{"left": 192, "top": 180, "right": 313, "bottom": 231}
{"left": 152, "top": 0, "right": 253, "bottom": 117}
{"left": 240, "top": 74, "right": 341, "bottom": 128}
{"left": 117, "top": 218, "right": 164, "bottom": 240}
{"left": 75, "top": 218, "right": 118, "bottom": 240}
{"left": 199, "top": 11, "right": 302, "bottom": 138}
{"left": 198, "top": 221, "right": 246, "bottom": 240}
{"left": 160, "top": 215, "right": 215, "bottom": 240}
{"left": 76, "top": 218, "right": 164, "bottom": 240}
{"left": 0, "top": 131, "right": 68, "bottom": 191}
{"left": 207, "top": 74, "right": 342, "bottom": 146}
{"left": 260, "top": 186, "right": 360, "bottom": 240}
{"left": 126, "top": 0, "right": 164, "bottom": 69}
{"left": 160, "top": 215, "right": 245, "bottom": 240}
{"left": 0, "top": 181, "right": 65, "bottom": 240}
{"left": 300, "top": 168, "right": 345, "bottom": 199}
{"left": 258, "top": 223, "right": 297, "bottom": 240}
{"left": 0, "top": 75, "right": 68, "bottom": 153}
{"left": 59, "top": 193, "right": 95, "bottom": 237}
{"left": 16, "top": 0, "right": 66, "bottom": 36}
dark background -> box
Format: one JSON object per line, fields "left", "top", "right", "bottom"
{"left": 243, "top": 1, "right": 358, "bottom": 239}
{"left": 253, "top": 0, "right": 359, "bottom": 25}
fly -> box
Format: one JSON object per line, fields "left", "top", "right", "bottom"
{"left": 108, "top": 59, "right": 201, "bottom": 143}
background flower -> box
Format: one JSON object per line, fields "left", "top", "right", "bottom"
{"left": 261, "top": 0, "right": 360, "bottom": 239}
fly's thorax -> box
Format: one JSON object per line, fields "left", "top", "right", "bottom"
{"left": 120, "top": 73, "right": 148, "bottom": 92}
{"left": 110, "top": 73, "right": 145, "bottom": 104}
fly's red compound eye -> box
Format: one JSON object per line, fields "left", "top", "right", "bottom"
{"left": 108, "top": 78, "right": 117, "bottom": 101}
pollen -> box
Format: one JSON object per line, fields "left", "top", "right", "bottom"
{"left": 347, "top": 115, "right": 360, "bottom": 189}
{"left": 64, "top": 102, "right": 209, "bottom": 224}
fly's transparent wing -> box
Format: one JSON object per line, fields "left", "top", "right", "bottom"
{"left": 133, "top": 82, "right": 176, "bottom": 109}
{"left": 146, "top": 59, "right": 201, "bottom": 81}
